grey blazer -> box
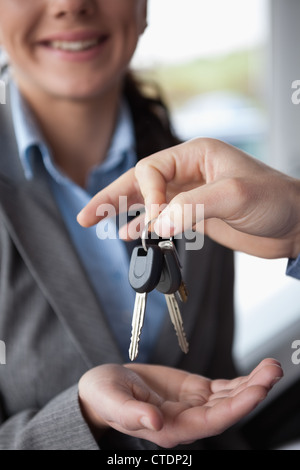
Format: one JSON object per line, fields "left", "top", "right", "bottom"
{"left": 0, "top": 93, "right": 243, "bottom": 450}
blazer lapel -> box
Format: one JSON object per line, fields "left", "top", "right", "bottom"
{"left": 0, "top": 95, "right": 123, "bottom": 368}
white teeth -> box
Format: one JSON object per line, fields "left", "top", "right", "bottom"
{"left": 49, "top": 39, "right": 99, "bottom": 51}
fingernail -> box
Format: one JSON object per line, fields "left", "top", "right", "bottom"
{"left": 271, "top": 376, "right": 282, "bottom": 388}
{"left": 77, "top": 209, "right": 87, "bottom": 226}
{"left": 140, "top": 416, "right": 156, "bottom": 431}
{"left": 154, "top": 213, "right": 175, "bottom": 238}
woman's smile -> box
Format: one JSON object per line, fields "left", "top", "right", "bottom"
{"left": 38, "top": 31, "right": 110, "bottom": 62}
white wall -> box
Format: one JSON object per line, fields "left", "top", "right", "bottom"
{"left": 269, "top": 0, "right": 300, "bottom": 175}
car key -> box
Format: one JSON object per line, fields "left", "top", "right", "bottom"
{"left": 157, "top": 240, "right": 189, "bottom": 354}
{"left": 128, "top": 245, "right": 163, "bottom": 361}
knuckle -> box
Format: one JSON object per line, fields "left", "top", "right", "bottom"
{"left": 171, "top": 192, "right": 190, "bottom": 208}
{"left": 135, "top": 158, "right": 149, "bottom": 176}
{"left": 226, "top": 176, "right": 250, "bottom": 202}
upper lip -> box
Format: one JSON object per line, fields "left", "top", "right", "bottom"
{"left": 39, "top": 30, "right": 108, "bottom": 44}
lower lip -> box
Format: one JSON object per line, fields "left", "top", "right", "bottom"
{"left": 39, "top": 37, "right": 109, "bottom": 63}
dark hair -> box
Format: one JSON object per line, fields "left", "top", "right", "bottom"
{"left": 123, "top": 72, "right": 181, "bottom": 161}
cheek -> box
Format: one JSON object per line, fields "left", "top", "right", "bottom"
{"left": 0, "top": 21, "right": 25, "bottom": 65}
{"left": 0, "top": 2, "right": 42, "bottom": 52}
{"left": 114, "top": 18, "right": 144, "bottom": 63}
{"left": 106, "top": 0, "right": 146, "bottom": 50}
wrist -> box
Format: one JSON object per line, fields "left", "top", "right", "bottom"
{"left": 290, "top": 243, "right": 300, "bottom": 261}
{"left": 288, "top": 178, "right": 300, "bottom": 259}
{"left": 290, "top": 240, "right": 300, "bottom": 260}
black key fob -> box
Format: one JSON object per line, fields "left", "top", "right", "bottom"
{"left": 156, "top": 247, "right": 182, "bottom": 295}
{"left": 129, "top": 245, "right": 163, "bottom": 294}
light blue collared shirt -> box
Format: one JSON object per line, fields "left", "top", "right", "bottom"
{"left": 10, "top": 83, "right": 166, "bottom": 362}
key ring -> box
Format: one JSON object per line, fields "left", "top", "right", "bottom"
{"left": 141, "top": 219, "right": 156, "bottom": 252}
{"left": 141, "top": 218, "right": 172, "bottom": 252}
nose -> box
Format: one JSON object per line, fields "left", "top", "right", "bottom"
{"left": 50, "top": 0, "right": 96, "bottom": 19}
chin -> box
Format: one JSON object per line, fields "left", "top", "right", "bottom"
{"left": 47, "top": 74, "right": 121, "bottom": 102}
{"left": 42, "top": 84, "right": 108, "bottom": 102}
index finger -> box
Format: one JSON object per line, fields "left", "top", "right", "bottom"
{"left": 77, "top": 150, "right": 171, "bottom": 227}
{"left": 77, "top": 138, "right": 208, "bottom": 227}
{"left": 77, "top": 168, "right": 142, "bottom": 227}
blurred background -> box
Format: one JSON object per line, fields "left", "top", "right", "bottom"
{"left": 133, "top": 0, "right": 269, "bottom": 159}
{"left": 131, "top": 0, "right": 300, "bottom": 442}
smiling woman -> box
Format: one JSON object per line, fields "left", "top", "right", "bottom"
{"left": 0, "top": 0, "right": 149, "bottom": 187}
{"left": 0, "top": 0, "right": 147, "bottom": 99}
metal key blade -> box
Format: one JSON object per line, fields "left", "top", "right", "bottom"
{"left": 165, "top": 293, "right": 189, "bottom": 354}
{"left": 129, "top": 292, "right": 147, "bottom": 361}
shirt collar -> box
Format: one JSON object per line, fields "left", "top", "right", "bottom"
{"left": 10, "top": 81, "right": 136, "bottom": 181}
{"left": 10, "top": 81, "right": 44, "bottom": 180}
{"left": 97, "top": 101, "right": 135, "bottom": 174}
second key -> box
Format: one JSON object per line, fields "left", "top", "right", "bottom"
{"left": 157, "top": 240, "right": 189, "bottom": 354}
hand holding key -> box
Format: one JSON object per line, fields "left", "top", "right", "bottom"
{"left": 77, "top": 138, "right": 300, "bottom": 260}
{"left": 78, "top": 358, "right": 283, "bottom": 448}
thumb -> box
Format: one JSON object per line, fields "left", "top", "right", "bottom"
{"left": 82, "top": 367, "right": 164, "bottom": 433}
{"left": 101, "top": 395, "right": 163, "bottom": 433}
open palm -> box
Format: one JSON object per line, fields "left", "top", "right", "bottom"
{"left": 79, "top": 358, "right": 282, "bottom": 448}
